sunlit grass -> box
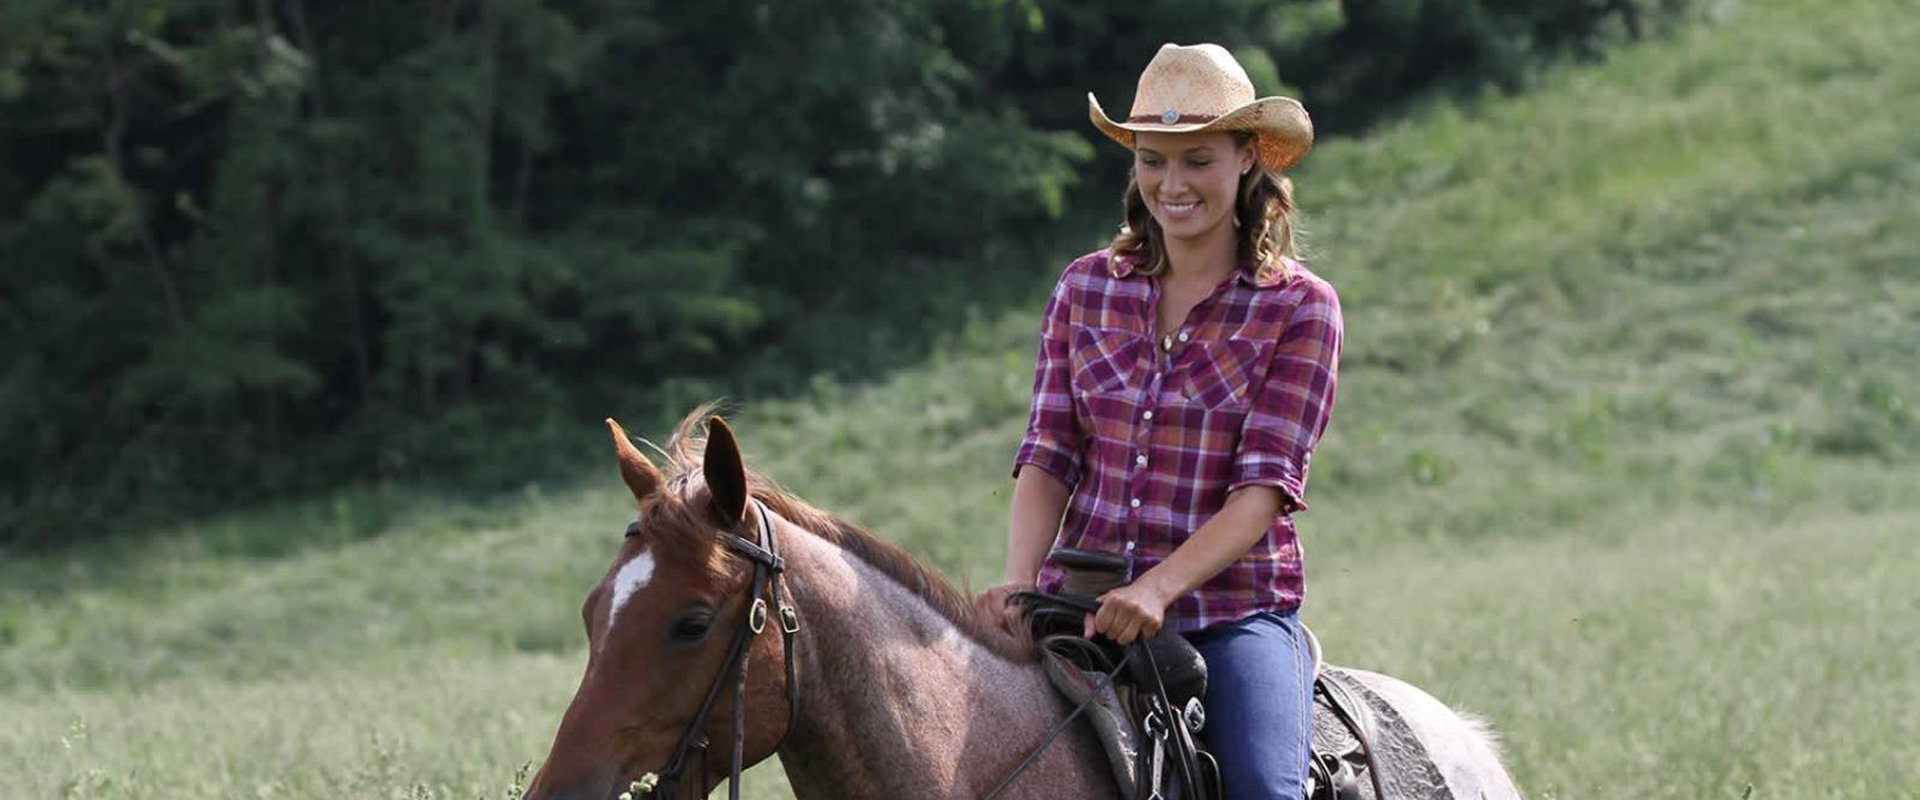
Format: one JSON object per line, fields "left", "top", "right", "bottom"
{"left": 3, "top": 655, "right": 566, "bottom": 799}
{"left": 5, "top": 468, "right": 1912, "bottom": 799}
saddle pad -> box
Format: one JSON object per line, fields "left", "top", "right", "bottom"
{"left": 1312, "top": 667, "right": 1456, "bottom": 800}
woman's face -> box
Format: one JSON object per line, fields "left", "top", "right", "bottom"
{"left": 1133, "top": 130, "right": 1254, "bottom": 244}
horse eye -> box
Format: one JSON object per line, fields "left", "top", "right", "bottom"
{"left": 669, "top": 609, "right": 715, "bottom": 643}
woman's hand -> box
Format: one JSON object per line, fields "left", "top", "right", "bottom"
{"left": 1085, "top": 487, "right": 1285, "bottom": 645}
{"left": 1086, "top": 576, "right": 1176, "bottom": 645}
{"left": 975, "top": 580, "right": 1035, "bottom": 637}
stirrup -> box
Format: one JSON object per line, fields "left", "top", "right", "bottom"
{"left": 1307, "top": 750, "right": 1363, "bottom": 800}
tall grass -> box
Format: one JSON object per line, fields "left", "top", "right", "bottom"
{"left": 4, "top": 0, "right": 1918, "bottom": 796}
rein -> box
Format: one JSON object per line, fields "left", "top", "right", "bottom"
{"left": 642, "top": 498, "right": 800, "bottom": 800}
{"left": 980, "top": 647, "right": 1135, "bottom": 800}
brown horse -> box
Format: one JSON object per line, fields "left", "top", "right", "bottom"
{"left": 524, "top": 409, "right": 1521, "bottom": 800}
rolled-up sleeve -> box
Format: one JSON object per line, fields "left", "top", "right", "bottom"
{"left": 1231, "top": 280, "right": 1342, "bottom": 513}
{"left": 1013, "top": 272, "right": 1084, "bottom": 486}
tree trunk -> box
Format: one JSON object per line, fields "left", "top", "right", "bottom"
{"left": 102, "top": 49, "right": 186, "bottom": 332}
{"left": 287, "top": 0, "right": 375, "bottom": 407}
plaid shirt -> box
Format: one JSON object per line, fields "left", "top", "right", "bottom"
{"left": 1014, "top": 249, "right": 1342, "bottom": 633}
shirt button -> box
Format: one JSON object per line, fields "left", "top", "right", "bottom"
{"left": 1129, "top": 498, "right": 1142, "bottom": 509}
{"left": 1142, "top": 410, "right": 1154, "bottom": 421}
{"left": 1135, "top": 454, "right": 1147, "bottom": 466}
{"left": 1177, "top": 331, "right": 1190, "bottom": 342}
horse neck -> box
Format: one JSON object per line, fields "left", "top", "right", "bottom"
{"left": 773, "top": 523, "right": 1115, "bottom": 800}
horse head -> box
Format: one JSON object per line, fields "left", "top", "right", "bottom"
{"left": 525, "top": 413, "right": 794, "bottom": 800}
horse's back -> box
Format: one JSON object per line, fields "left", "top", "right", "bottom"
{"left": 1330, "top": 667, "right": 1522, "bottom": 800}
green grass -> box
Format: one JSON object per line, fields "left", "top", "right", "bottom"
{"left": 1310, "top": 466, "right": 1920, "bottom": 798}
{"left": 4, "top": 471, "right": 1914, "bottom": 798}
{"left": 5, "top": 0, "right": 1919, "bottom": 796}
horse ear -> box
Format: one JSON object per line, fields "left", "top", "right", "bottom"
{"left": 703, "top": 416, "right": 749, "bottom": 528}
{"left": 606, "top": 418, "right": 663, "bottom": 501}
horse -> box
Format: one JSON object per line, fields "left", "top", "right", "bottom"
{"left": 523, "top": 408, "right": 1523, "bottom": 800}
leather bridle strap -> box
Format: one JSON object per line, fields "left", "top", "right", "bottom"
{"left": 644, "top": 498, "right": 799, "bottom": 800}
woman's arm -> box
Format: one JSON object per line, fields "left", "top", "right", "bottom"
{"left": 1087, "top": 484, "right": 1284, "bottom": 644}
{"left": 1004, "top": 466, "right": 1071, "bottom": 585}
{"left": 979, "top": 466, "right": 1071, "bottom": 633}
{"left": 985, "top": 263, "right": 1085, "bottom": 630}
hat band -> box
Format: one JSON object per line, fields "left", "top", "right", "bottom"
{"left": 1127, "top": 112, "right": 1221, "bottom": 125}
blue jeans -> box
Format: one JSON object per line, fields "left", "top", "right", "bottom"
{"left": 1183, "top": 611, "right": 1313, "bottom": 800}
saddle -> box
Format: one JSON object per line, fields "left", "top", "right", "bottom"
{"left": 1020, "top": 549, "right": 1448, "bottom": 800}
{"left": 1307, "top": 664, "right": 1458, "bottom": 800}
{"left": 1016, "top": 548, "right": 1218, "bottom": 800}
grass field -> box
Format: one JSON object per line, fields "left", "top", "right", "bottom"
{"left": 4, "top": 0, "right": 1918, "bottom": 796}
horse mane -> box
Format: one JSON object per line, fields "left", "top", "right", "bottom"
{"left": 652, "top": 404, "right": 1037, "bottom": 664}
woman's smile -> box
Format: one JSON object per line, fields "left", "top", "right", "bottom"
{"left": 1159, "top": 199, "right": 1201, "bottom": 217}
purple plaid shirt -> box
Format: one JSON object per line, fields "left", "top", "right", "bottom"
{"left": 1014, "top": 249, "right": 1342, "bottom": 633}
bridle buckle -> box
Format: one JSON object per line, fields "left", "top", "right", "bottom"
{"left": 748, "top": 597, "right": 768, "bottom": 634}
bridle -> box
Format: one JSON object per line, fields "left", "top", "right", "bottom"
{"left": 639, "top": 498, "right": 800, "bottom": 800}
{"left": 627, "top": 497, "right": 1113, "bottom": 800}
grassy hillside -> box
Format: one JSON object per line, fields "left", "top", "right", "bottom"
{"left": 4, "top": 0, "right": 1918, "bottom": 797}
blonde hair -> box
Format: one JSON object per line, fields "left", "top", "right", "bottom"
{"left": 1107, "top": 131, "right": 1302, "bottom": 282}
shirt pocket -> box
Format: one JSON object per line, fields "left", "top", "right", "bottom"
{"left": 1178, "top": 337, "right": 1271, "bottom": 409}
{"left": 1070, "top": 327, "right": 1145, "bottom": 396}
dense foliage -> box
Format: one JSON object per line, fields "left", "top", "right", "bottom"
{"left": 0, "top": 0, "right": 1682, "bottom": 545}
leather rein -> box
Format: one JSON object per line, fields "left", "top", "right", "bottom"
{"left": 640, "top": 498, "right": 800, "bottom": 800}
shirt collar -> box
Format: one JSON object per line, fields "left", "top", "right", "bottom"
{"left": 1107, "top": 250, "right": 1287, "bottom": 288}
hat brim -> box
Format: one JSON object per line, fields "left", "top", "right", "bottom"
{"left": 1089, "top": 91, "right": 1314, "bottom": 172}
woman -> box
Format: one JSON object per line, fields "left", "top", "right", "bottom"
{"left": 989, "top": 43, "right": 1341, "bottom": 800}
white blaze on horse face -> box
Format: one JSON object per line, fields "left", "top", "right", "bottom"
{"left": 606, "top": 548, "right": 657, "bottom": 635}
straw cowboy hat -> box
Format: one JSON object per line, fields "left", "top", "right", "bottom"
{"left": 1089, "top": 43, "right": 1314, "bottom": 172}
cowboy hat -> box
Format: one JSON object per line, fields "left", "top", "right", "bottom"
{"left": 1089, "top": 43, "right": 1314, "bottom": 172}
